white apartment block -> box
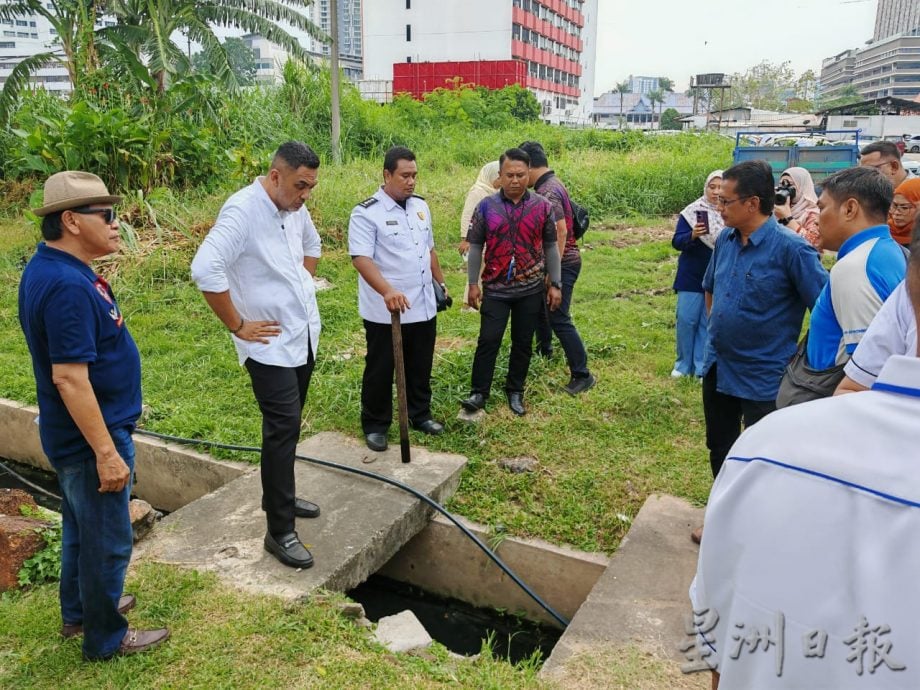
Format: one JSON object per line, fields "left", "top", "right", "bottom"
{"left": 362, "top": 0, "right": 599, "bottom": 125}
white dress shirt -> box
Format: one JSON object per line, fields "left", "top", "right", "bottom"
{"left": 191, "top": 178, "right": 321, "bottom": 367}
{"left": 347, "top": 187, "right": 437, "bottom": 325}
{"left": 689, "top": 355, "right": 920, "bottom": 687}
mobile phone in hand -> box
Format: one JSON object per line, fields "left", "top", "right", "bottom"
{"left": 695, "top": 210, "right": 710, "bottom": 233}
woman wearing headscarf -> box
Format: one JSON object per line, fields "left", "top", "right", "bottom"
{"left": 459, "top": 161, "right": 500, "bottom": 307}
{"left": 889, "top": 178, "right": 920, "bottom": 247}
{"left": 458, "top": 161, "right": 500, "bottom": 256}
{"left": 670, "top": 170, "right": 724, "bottom": 378}
{"left": 774, "top": 166, "right": 821, "bottom": 250}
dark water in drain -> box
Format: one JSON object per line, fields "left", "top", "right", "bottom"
{"left": 0, "top": 458, "right": 61, "bottom": 512}
{"left": 348, "top": 574, "right": 561, "bottom": 664}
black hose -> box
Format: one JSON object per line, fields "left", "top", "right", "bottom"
{"left": 0, "top": 459, "right": 62, "bottom": 501}
{"left": 135, "top": 428, "right": 571, "bottom": 628}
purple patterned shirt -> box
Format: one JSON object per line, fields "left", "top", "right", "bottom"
{"left": 468, "top": 189, "right": 557, "bottom": 298}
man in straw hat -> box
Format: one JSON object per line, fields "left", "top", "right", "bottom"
{"left": 18, "top": 171, "right": 169, "bottom": 660}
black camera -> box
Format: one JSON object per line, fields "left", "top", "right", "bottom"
{"left": 775, "top": 186, "right": 796, "bottom": 206}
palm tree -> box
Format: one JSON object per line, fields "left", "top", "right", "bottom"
{"left": 102, "top": 0, "right": 326, "bottom": 93}
{"left": 0, "top": 0, "right": 99, "bottom": 124}
{"left": 658, "top": 76, "right": 674, "bottom": 94}
{"left": 647, "top": 89, "right": 663, "bottom": 129}
{"left": 613, "top": 79, "right": 630, "bottom": 130}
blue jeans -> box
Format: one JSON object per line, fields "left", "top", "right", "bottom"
{"left": 535, "top": 261, "right": 590, "bottom": 378}
{"left": 52, "top": 427, "right": 134, "bottom": 659}
{"left": 674, "top": 291, "right": 708, "bottom": 377}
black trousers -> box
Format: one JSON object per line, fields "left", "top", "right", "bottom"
{"left": 471, "top": 291, "right": 543, "bottom": 396}
{"left": 362, "top": 317, "right": 436, "bottom": 434}
{"left": 702, "top": 364, "right": 775, "bottom": 479}
{"left": 245, "top": 350, "right": 314, "bottom": 536}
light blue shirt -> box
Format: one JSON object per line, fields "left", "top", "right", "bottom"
{"left": 806, "top": 225, "right": 906, "bottom": 370}
{"left": 348, "top": 187, "right": 437, "bottom": 325}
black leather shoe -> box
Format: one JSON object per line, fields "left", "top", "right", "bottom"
{"left": 365, "top": 432, "right": 388, "bottom": 452}
{"left": 264, "top": 531, "right": 314, "bottom": 569}
{"left": 460, "top": 393, "right": 486, "bottom": 412}
{"left": 507, "top": 392, "right": 526, "bottom": 416}
{"left": 412, "top": 419, "right": 444, "bottom": 435}
{"left": 261, "top": 498, "right": 320, "bottom": 519}
{"left": 295, "top": 498, "right": 320, "bottom": 518}
{"left": 564, "top": 373, "right": 596, "bottom": 396}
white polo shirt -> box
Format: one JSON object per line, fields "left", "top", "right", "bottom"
{"left": 844, "top": 281, "right": 918, "bottom": 388}
{"left": 689, "top": 355, "right": 920, "bottom": 687}
{"left": 347, "top": 187, "right": 437, "bottom": 325}
{"left": 190, "top": 178, "right": 321, "bottom": 367}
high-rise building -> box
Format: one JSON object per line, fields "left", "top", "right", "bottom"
{"left": 362, "top": 0, "right": 599, "bottom": 125}
{"left": 628, "top": 75, "right": 659, "bottom": 95}
{"left": 819, "top": 0, "right": 920, "bottom": 103}
{"left": 874, "top": 0, "right": 920, "bottom": 42}
{"left": 307, "top": 0, "right": 363, "bottom": 80}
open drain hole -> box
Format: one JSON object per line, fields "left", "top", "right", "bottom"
{"left": 348, "top": 574, "right": 562, "bottom": 664}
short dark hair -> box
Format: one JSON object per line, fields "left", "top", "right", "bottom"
{"left": 517, "top": 141, "right": 548, "bottom": 168}
{"left": 272, "top": 141, "right": 320, "bottom": 171}
{"left": 41, "top": 211, "right": 64, "bottom": 241}
{"left": 722, "top": 160, "right": 775, "bottom": 215}
{"left": 499, "top": 148, "right": 530, "bottom": 169}
{"left": 384, "top": 146, "right": 416, "bottom": 173}
{"left": 821, "top": 167, "right": 894, "bottom": 222}
{"left": 860, "top": 140, "right": 902, "bottom": 161}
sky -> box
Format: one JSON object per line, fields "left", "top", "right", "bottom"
{"left": 593, "top": 0, "right": 878, "bottom": 95}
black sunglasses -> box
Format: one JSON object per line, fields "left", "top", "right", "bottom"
{"left": 69, "top": 206, "right": 118, "bottom": 224}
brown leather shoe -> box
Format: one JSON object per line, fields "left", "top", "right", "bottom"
{"left": 117, "top": 627, "right": 170, "bottom": 656}
{"left": 61, "top": 593, "right": 137, "bottom": 638}
{"left": 691, "top": 526, "right": 704, "bottom": 545}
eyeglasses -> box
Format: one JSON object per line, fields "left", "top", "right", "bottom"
{"left": 69, "top": 206, "right": 117, "bottom": 224}
{"left": 717, "top": 195, "right": 752, "bottom": 207}
{"left": 863, "top": 160, "right": 894, "bottom": 171}
{"left": 891, "top": 203, "right": 916, "bottom": 213}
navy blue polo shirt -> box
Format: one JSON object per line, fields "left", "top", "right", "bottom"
{"left": 702, "top": 217, "right": 828, "bottom": 400}
{"left": 18, "top": 243, "right": 142, "bottom": 462}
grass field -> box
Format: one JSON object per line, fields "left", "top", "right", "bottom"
{"left": 0, "top": 159, "right": 719, "bottom": 687}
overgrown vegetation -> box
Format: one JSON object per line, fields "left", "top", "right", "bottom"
{"left": 16, "top": 506, "right": 62, "bottom": 588}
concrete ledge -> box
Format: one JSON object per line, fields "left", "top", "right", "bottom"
{"left": 136, "top": 431, "right": 468, "bottom": 600}
{"left": 0, "top": 398, "right": 250, "bottom": 511}
{"left": 378, "top": 514, "right": 608, "bottom": 628}
{"left": 540, "top": 493, "right": 704, "bottom": 681}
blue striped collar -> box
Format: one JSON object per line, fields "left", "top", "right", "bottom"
{"left": 872, "top": 355, "right": 920, "bottom": 397}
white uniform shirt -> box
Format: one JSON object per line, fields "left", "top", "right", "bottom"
{"left": 844, "top": 281, "right": 918, "bottom": 388}
{"left": 689, "top": 355, "right": 920, "bottom": 688}
{"left": 347, "top": 187, "right": 437, "bottom": 325}
{"left": 190, "top": 178, "right": 321, "bottom": 367}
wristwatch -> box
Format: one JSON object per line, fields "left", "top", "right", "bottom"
{"left": 550, "top": 281, "right": 562, "bottom": 290}
{"left": 778, "top": 216, "right": 791, "bottom": 226}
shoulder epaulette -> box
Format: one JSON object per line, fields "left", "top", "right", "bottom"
{"left": 358, "top": 197, "right": 378, "bottom": 208}
{"left": 411, "top": 193, "right": 426, "bottom": 200}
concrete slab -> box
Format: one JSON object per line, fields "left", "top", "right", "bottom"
{"left": 135, "top": 431, "right": 467, "bottom": 601}
{"left": 540, "top": 493, "right": 704, "bottom": 681}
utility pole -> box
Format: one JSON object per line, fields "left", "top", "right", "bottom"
{"left": 329, "top": 0, "right": 342, "bottom": 164}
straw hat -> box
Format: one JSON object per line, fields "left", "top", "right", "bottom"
{"left": 32, "top": 171, "right": 122, "bottom": 217}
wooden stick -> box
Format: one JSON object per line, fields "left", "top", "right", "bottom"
{"left": 391, "top": 311, "right": 411, "bottom": 463}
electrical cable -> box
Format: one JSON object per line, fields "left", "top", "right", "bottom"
{"left": 0, "top": 459, "right": 62, "bottom": 501}
{"left": 134, "top": 428, "right": 571, "bottom": 628}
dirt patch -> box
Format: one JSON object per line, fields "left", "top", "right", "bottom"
{"left": 585, "top": 220, "right": 675, "bottom": 249}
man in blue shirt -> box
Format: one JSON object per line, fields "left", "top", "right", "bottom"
{"left": 806, "top": 167, "right": 905, "bottom": 371}
{"left": 18, "top": 171, "right": 168, "bottom": 660}
{"left": 700, "top": 161, "right": 827, "bottom": 502}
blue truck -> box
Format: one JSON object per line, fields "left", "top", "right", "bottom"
{"left": 732, "top": 130, "right": 861, "bottom": 185}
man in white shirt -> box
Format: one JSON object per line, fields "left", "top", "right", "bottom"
{"left": 689, "top": 352, "right": 920, "bottom": 688}
{"left": 348, "top": 146, "right": 448, "bottom": 452}
{"left": 191, "top": 141, "right": 323, "bottom": 569}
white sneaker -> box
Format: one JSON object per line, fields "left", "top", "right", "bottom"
{"left": 670, "top": 369, "right": 684, "bottom": 378}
